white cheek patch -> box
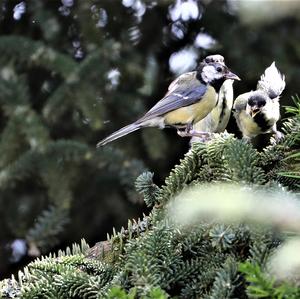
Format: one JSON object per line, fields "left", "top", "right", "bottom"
{"left": 202, "top": 65, "right": 219, "bottom": 83}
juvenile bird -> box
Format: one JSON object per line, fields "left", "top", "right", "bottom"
{"left": 233, "top": 62, "right": 285, "bottom": 141}
{"left": 191, "top": 55, "right": 235, "bottom": 143}
{"left": 97, "top": 61, "right": 240, "bottom": 147}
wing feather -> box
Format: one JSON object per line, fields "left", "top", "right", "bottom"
{"left": 166, "top": 71, "right": 197, "bottom": 95}
{"left": 233, "top": 92, "right": 251, "bottom": 112}
{"left": 137, "top": 76, "right": 207, "bottom": 124}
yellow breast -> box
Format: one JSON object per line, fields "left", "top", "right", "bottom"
{"left": 238, "top": 111, "right": 261, "bottom": 137}
{"left": 164, "top": 86, "right": 217, "bottom": 126}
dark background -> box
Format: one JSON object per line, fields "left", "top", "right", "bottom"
{"left": 0, "top": 0, "right": 299, "bottom": 279}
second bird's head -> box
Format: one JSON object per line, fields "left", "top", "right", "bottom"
{"left": 246, "top": 91, "right": 269, "bottom": 118}
{"left": 196, "top": 62, "right": 240, "bottom": 86}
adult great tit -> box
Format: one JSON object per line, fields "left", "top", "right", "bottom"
{"left": 97, "top": 61, "right": 240, "bottom": 147}
{"left": 233, "top": 62, "right": 285, "bottom": 141}
{"left": 191, "top": 55, "right": 235, "bottom": 143}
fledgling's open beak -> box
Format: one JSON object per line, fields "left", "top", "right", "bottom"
{"left": 225, "top": 70, "right": 241, "bottom": 81}
{"left": 250, "top": 106, "right": 260, "bottom": 118}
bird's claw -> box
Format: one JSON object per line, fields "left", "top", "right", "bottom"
{"left": 177, "top": 129, "right": 211, "bottom": 139}
{"left": 270, "top": 130, "right": 284, "bottom": 145}
{"left": 190, "top": 135, "right": 212, "bottom": 143}
{"left": 190, "top": 130, "right": 211, "bottom": 138}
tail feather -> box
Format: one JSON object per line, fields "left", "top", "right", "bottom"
{"left": 96, "top": 123, "right": 141, "bottom": 147}
{"left": 257, "top": 62, "right": 285, "bottom": 99}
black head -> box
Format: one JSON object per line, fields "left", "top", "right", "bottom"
{"left": 248, "top": 93, "right": 267, "bottom": 108}
{"left": 247, "top": 91, "right": 268, "bottom": 117}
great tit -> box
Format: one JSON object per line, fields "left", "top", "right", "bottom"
{"left": 233, "top": 62, "right": 285, "bottom": 141}
{"left": 97, "top": 61, "right": 240, "bottom": 147}
{"left": 191, "top": 55, "right": 235, "bottom": 143}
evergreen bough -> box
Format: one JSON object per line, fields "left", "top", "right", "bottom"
{"left": 1, "top": 99, "right": 300, "bottom": 298}
{"left": 0, "top": 35, "right": 147, "bottom": 259}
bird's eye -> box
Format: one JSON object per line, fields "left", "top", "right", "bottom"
{"left": 259, "top": 100, "right": 266, "bottom": 107}
{"left": 216, "top": 67, "right": 222, "bottom": 72}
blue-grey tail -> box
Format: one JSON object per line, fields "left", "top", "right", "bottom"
{"left": 96, "top": 123, "right": 140, "bottom": 147}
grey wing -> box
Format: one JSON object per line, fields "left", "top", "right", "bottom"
{"left": 137, "top": 80, "right": 207, "bottom": 124}
{"left": 166, "top": 71, "right": 197, "bottom": 96}
{"left": 233, "top": 92, "right": 251, "bottom": 112}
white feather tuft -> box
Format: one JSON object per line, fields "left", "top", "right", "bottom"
{"left": 257, "top": 62, "right": 286, "bottom": 99}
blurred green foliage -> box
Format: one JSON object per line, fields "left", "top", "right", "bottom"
{"left": 240, "top": 262, "right": 300, "bottom": 299}
{"left": 0, "top": 0, "right": 299, "bottom": 280}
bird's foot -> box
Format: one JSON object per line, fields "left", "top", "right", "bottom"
{"left": 270, "top": 130, "right": 284, "bottom": 145}
{"left": 177, "top": 129, "right": 210, "bottom": 139}
{"left": 190, "top": 130, "right": 211, "bottom": 138}
{"left": 190, "top": 135, "right": 211, "bottom": 143}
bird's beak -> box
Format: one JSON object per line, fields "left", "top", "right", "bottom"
{"left": 250, "top": 106, "right": 260, "bottom": 117}
{"left": 225, "top": 71, "right": 241, "bottom": 81}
